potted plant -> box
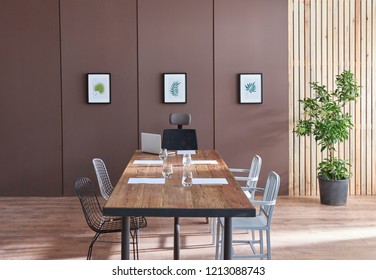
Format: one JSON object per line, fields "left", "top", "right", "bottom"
{"left": 294, "top": 70, "right": 360, "bottom": 206}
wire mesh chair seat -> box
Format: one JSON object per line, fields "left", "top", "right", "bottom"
{"left": 74, "top": 177, "right": 147, "bottom": 260}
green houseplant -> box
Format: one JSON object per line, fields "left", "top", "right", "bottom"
{"left": 294, "top": 70, "right": 360, "bottom": 205}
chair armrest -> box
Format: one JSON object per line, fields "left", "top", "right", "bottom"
{"left": 229, "top": 168, "right": 250, "bottom": 173}
{"left": 234, "top": 176, "right": 258, "bottom": 182}
{"left": 250, "top": 199, "right": 276, "bottom": 206}
{"left": 242, "top": 186, "right": 264, "bottom": 192}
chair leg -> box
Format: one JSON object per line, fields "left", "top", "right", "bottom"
{"left": 129, "top": 230, "right": 136, "bottom": 260}
{"left": 132, "top": 230, "right": 136, "bottom": 260}
{"left": 220, "top": 221, "right": 225, "bottom": 260}
{"left": 134, "top": 230, "right": 139, "bottom": 260}
{"left": 130, "top": 230, "right": 140, "bottom": 260}
{"left": 259, "top": 230, "right": 264, "bottom": 260}
{"left": 87, "top": 232, "right": 101, "bottom": 260}
{"left": 214, "top": 218, "right": 221, "bottom": 260}
{"left": 211, "top": 218, "right": 217, "bottom": 245}
{"left": 266, "top": 229, "right": 271, "bottom": 260}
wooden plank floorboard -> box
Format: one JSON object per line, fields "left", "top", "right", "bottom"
{"left": 0, "top": 196, "right": 375, "bottom": 260}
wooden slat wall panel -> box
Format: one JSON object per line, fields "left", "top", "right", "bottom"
{"left": 289, "top": 0, "right": 376, "bottom": 196}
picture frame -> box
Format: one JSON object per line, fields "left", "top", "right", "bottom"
{"left": 163, "top": 73, "right": 187, "bottom": 104}
{"left": 87, "top": 73, "right": 111, "bottom": 104}
{"left": 239, "top": 73, "right": 263, "bottom": 104}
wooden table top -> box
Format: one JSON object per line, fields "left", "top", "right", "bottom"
{"left": 103, "top": 150, "right": 256, "bottom": 218}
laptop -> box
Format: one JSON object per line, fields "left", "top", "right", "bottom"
{"left": 141, "top": 132, "right": 162, "bottom": 154}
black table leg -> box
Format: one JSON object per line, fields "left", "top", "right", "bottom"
{"left": 121, "top": 216, "right": 130, "bottom": 260}
{"left": 223, "top": 217, "right": 232, "bottom": 260}
{"left": 174, "top": 217, "right": 180, "bottom": 260}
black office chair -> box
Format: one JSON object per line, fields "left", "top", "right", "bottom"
{"left": 162, "top": 113, "right": 198, "bottom": 150}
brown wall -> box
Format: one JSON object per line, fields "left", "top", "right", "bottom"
{"left": 0, "top": 0, "right": 62, "bottom": 196}
{"left": 138, "top": 0, "right": 214, "bottom": 149}
{"left": 60, "top": 0, "right": 138, "bottom": 196}
{"left": 0, "top": 0, "right": 288, "bottom": 196}
{"left": 215, "top": 0, "right": 289, "bottom": 194}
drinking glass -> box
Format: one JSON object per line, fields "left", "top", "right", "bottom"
{"left": 182, "top": 154, "right": 192, "bottom": 166}
{"left": 162, "top": 163, "right": 173, "bottom": 178}
{"left": 159, "top": 149, "right": 168, "bottom": 161}
{"left": 182, "top": 171, "right": 193, "bottom": 187}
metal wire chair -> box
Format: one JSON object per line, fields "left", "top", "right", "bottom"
{"left": 74, "top": 177, "right": 147, "bottom": 260}
{"left": 92, "top": 158, "right": 148, "bottom": 258}
{"left": 93, "top": 158, "right": 146, "bottom": 254}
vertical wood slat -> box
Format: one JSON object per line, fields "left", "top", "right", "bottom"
{"left": 288, "top": 0, "right": 294, "bottom": 196}
{"left": 310, "top": 0, "right": 317, "bottom": 195}
{"left": 369, "top": 1, "right": 376, "bottom": 194}
{"left": 349, "top": 0, "right": 356, "bottom": 194}
{"left": 292, "top": 0, "right": 300, "bottom": 195}
{"left": 289, "top": 0, "right": 376, "bottom": 196}
{"left": 366, "top": 0, "right": 372, "bottom": 194}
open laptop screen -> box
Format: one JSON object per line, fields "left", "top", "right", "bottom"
{"left": 141, "top": 132, "right": 161, "bottom": 154}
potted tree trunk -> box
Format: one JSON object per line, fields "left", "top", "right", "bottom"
{"left": 294, "top": 70, "right": 360, "bottom": 206}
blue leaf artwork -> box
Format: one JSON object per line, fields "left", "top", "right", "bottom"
{"left": 170, "top": 81, "right": 181, "bottom": 97}
{"left": 245, "top": 82, "right": 257, "bottom": 94}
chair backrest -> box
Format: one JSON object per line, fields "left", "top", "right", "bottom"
{"left": 92, "top": 158, "right": 113, "bottom": 200}
{"left": 162, "top": 129, "right": 198, "bottom": 150}
{"left": 247, "top": 155, "right": 262, "bottom": 189}
{"left": 74, "top": 177, "right": 105, "bottom": 232}
{"left": 170, "top": 113, "right": 191, "bottom": 129}
{"left": 260, "top": 171, "right": 280, "bottom": 225}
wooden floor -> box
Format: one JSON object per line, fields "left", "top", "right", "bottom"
{"left": 1, "top": 195, "right": 376, "bottom": 260}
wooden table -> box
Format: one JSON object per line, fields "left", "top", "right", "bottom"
{"left": 103, "top": 150, "right": 256, "bottom": 260}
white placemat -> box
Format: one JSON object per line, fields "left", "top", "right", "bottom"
{"left": 192, "top": 178, "right": 228, "bottom": 184}
{"left": 191, "top": 160, "right": 218, "bottom": 165}
{"left": 133, "top": 160, "right": 163, "bottom": 165}
{"left": 128, "top": 178, "right": 165, "bottom": 184}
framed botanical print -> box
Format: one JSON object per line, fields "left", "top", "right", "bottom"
{"left": 239, "top": 73, "right": 263, "bottom": 104}
{"left": 163, "top": 73, "right": 187, "bottom": 104}
{"left": 87, "top": 73, "right": 111, "bottom": 104}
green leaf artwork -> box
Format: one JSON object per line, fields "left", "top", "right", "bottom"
{"left": 170, "top": 81, "right": 181, "bottom": 97}
{"left": 245, "top": 82, "right": 256, "bottom": 94}
{"left": 94, "top": 83, "right": 105, "bottom": 95}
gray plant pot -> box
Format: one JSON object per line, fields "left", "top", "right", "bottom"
{"left": 318, "top": 177, "right": 349, "bottom": 206}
